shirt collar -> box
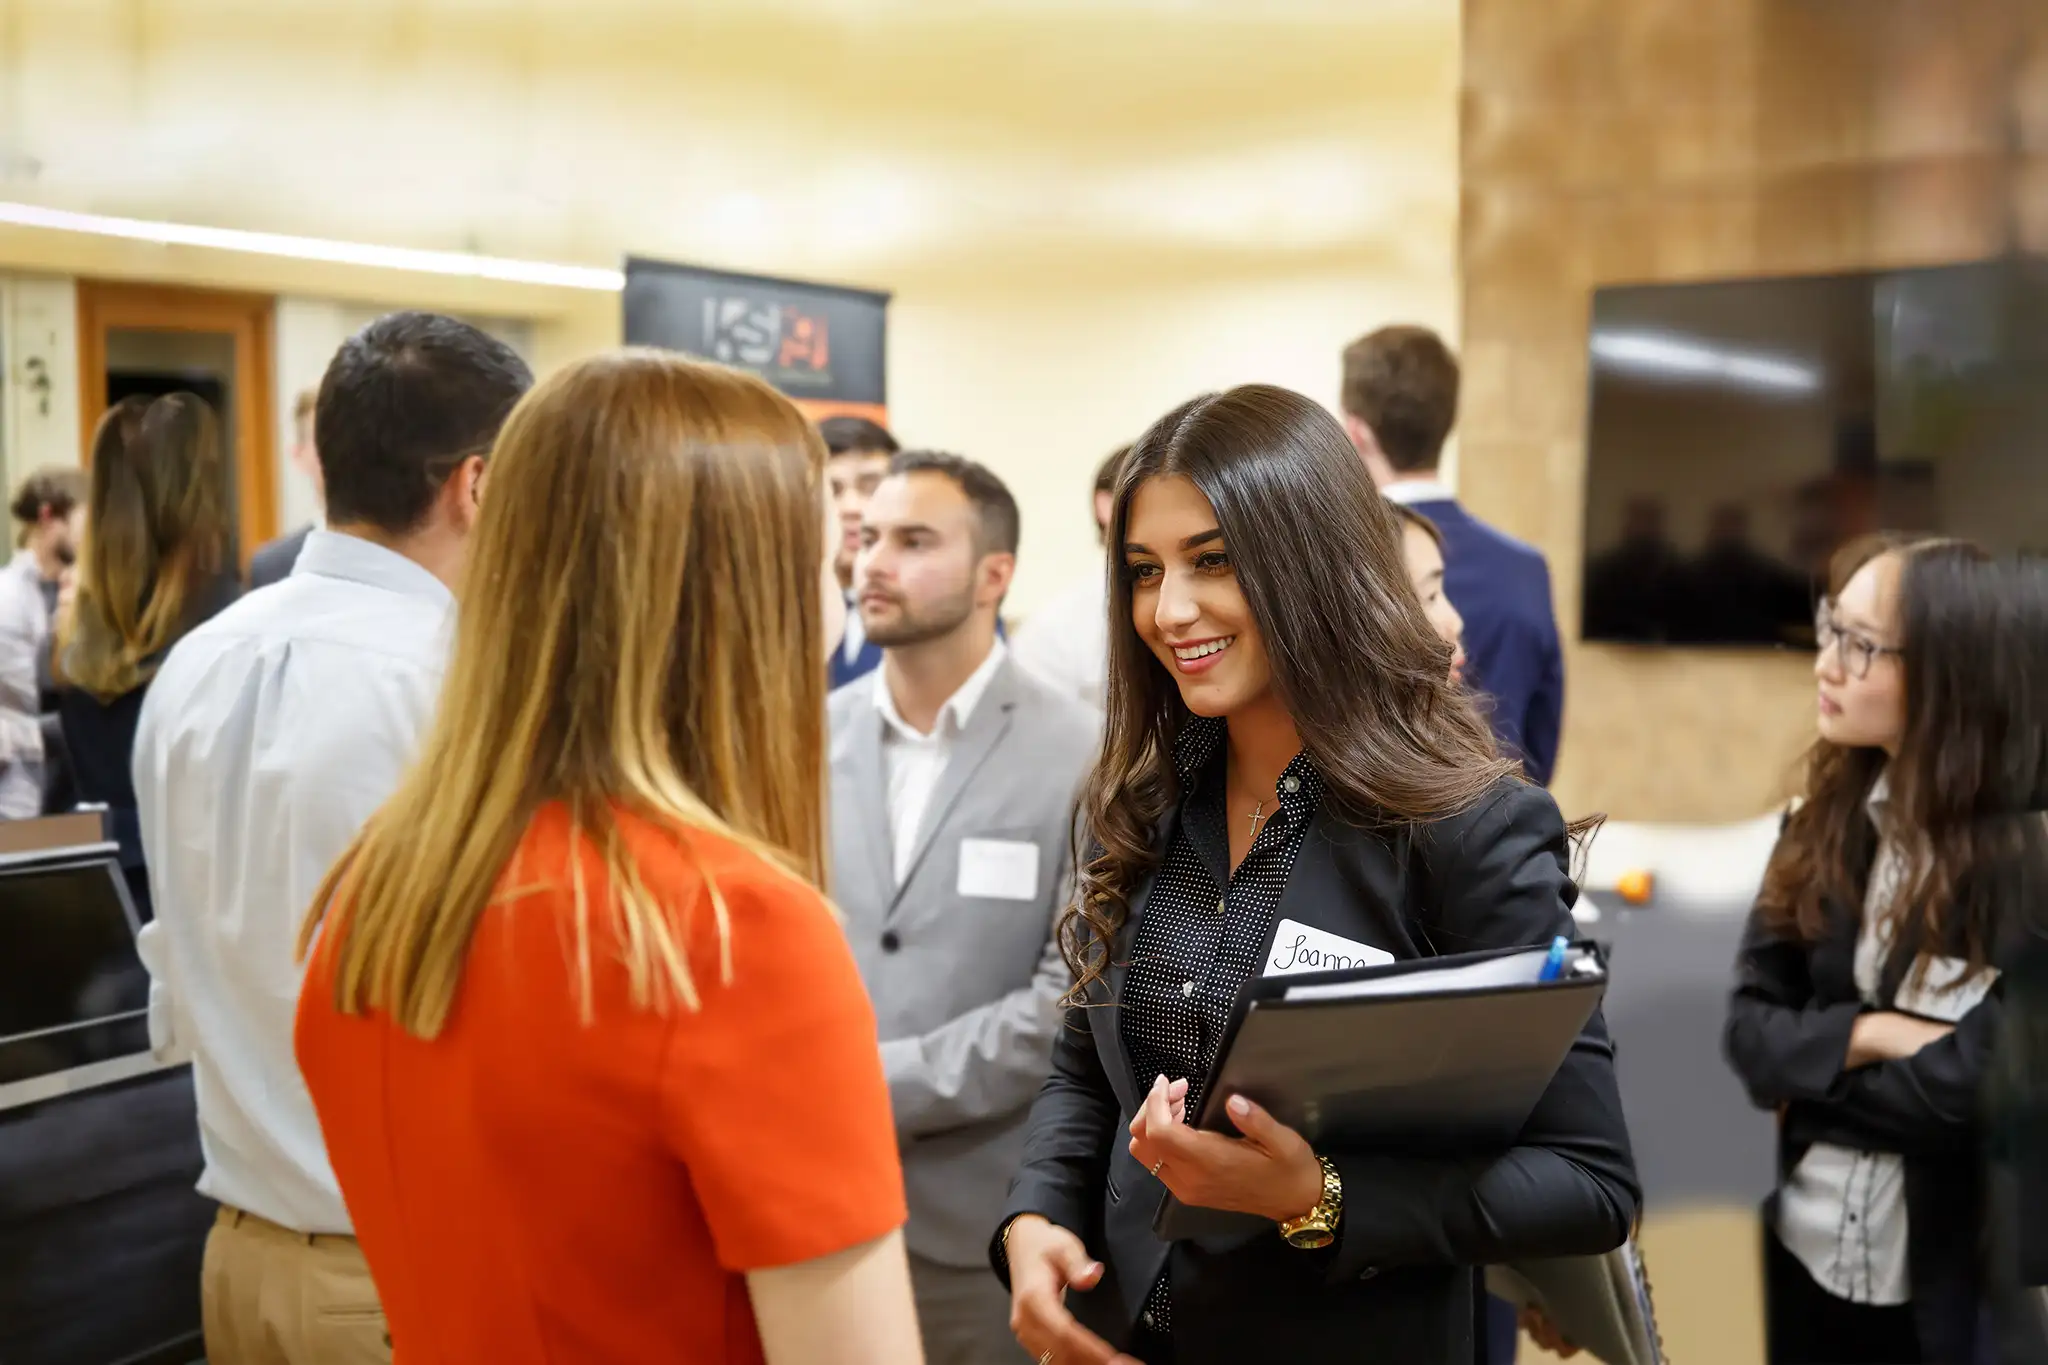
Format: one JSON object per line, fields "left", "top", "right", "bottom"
{"left": 1382, "top": 477, "right": 1455, "bottom": 506}
{"left": 875, "top": 638, "right": 1008, "bottom": 741}
{"left": 292, "top": 530, "right": 453, "bottom": 608}
{"left": 1173, "top": 713, "right": 1326, "bottom": 821}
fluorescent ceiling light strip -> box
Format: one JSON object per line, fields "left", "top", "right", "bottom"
{"left": 0, "top": 201, "right": 624, "bottom": 292}
{"left": 1591, "top": 330, "right": 1820, "bottom": 394}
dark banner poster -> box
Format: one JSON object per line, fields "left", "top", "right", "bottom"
{"left": 622, "top": 257, "right": 890, "bottom": 423}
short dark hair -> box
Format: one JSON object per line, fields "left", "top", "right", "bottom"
{"left": 10, "top": 465, "right": 85, "bottom": 529}
{"left": 1340, "top": 325, "right": 1460, "bottom": 472}
{"left": 1094, "top": 444, "right": 1131, "bottom": 495}
{"left": 889, "top": 451, "right": 1020, "bottom": 556}
{"left": 315, "top": 311, "right": 534, "bottom": 534}
{"left": 818, "top": 415, "right": 899, "bottom": 458}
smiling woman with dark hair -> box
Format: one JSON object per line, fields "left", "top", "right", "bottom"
{"left": 991, "top": 384, "right": 1637, "bottom": 1365}
{"left": 1726, "top": 536, "right": 2048, "bottom": 1365}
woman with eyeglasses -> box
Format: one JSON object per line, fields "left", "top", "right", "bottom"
{"left": 1724, "top": 534, "right": 2048, "bottom": 1365}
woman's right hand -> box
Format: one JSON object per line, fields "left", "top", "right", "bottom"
{"left": 1005, "top": 1215, "right": 1141, "bottom": 1365}
{"left": 1847, "top": 1011, "right": 1955, "bottom": 1068}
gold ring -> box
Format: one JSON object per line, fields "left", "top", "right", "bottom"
{"left": 1039, "top": 1352, "right": 1054, "bottom": 1365}
{"left": 1150, "top": 1158, "right": 1164, "bottom": 1177}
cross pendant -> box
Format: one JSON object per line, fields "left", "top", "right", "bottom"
{"left": 1247, "top": 801, "right": 1266, "bottom": 841}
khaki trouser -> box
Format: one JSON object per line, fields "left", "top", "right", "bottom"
{"left": 201, "top": 1206, "right": 392, "bottom": 1365}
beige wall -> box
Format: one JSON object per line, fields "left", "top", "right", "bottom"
{"left": 892, "top": 268, "right": 1457, "bottom": 611}
{"left": 1463, "top": 0, "right": 2048, "bottom": 826}
{"left": 0, "top": 273, "right": 81, "bottom": 494}
{"left": 0, "top": 0, "right": 1459, "bottom": 609}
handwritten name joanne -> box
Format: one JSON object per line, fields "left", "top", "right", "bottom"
{"left": 1270, "top": 932, "right": 1366, "bottom": 973}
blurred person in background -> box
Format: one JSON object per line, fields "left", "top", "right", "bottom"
{"left": 823, "top": 414, "right": 899, "bottom": 689}
{"left": 996, "top": 385, "right": 1635, "bottom": 1365}
{"left": 1725, "top": 535, "right": 2045, "bottom": 1365}
{"left": 833, "top": 451, "right": 1095, "bottom": 1363}
{"left": 248, "top": 389, "right": 323, "bottom": 590}
{"left": 296, "top": 351, "right": 923, "bottom": 1365}
{"left": 6, "top": 465, "right": 85, "bottom": 633}
{"left": 1392, "top": 497, "right": 1591, "bottom": 1362}
{"left": 1389, "top": 501, "right": 1466, "bottom": 686}
{"left": 55, "top": 393, "right": 239, "bottom": 916}
{"left": 1342, "top": 325, "right": 1564, "bottom": 789}
{"left": 0, "top": 466, "right": 84, "bottom": 818}
{"left": 1012, "top": 443, "right": 1128, "bottom": 712}
{"left": 133, "top": 312, "right": 531, "bottom": 1365}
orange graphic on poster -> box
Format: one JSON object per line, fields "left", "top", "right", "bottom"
{"left": 779, "top": 311, "right": 830, "bottom": 372}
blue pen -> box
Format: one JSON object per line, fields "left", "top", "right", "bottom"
{"left": 1536, "top": 935, "right": 1570, "bottom": 983}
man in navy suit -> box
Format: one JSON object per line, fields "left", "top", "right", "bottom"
{"left": 821, "top": 415, "right": 898, "bottom": 690}
{"left": 1341, "top": 326, "right": 1564, "bottom": 788}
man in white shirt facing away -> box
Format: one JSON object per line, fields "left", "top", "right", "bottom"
{"left": 133, "top": 312, "right": 532, "bottom": 1365}
{"left": 1011, "top": 443, "right": 1126, "bottom": 714}
{"left": 829, "top": 452, "right": 1097, "bottom": 1364}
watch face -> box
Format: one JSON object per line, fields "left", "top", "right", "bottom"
{"left": 1286, "top": 1227, "right": 1336, "bottom": 1250}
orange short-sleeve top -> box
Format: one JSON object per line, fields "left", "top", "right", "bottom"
{"left": 295, "top": 804, "right": 907, "bottom": 1365}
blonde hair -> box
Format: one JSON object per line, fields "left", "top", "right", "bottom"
{"left": 301, "top": 350, "right": 829, "bottom": 1038}
{"left": 58, "top": 394, "right": 228, "bottom": 700}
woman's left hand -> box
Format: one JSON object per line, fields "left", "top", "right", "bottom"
{"left": 1127, "top": 1076, "right": 1324, "bottom": 1224}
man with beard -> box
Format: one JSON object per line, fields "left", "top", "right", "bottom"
{"left": 828, "top": 452, "right": 1095, "bottom": 1364}
{"left": 1, "top": 467, "right": 85, "bottom": 817}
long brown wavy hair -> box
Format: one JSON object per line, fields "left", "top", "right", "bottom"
{"left": 58, "top": 393, "right": 229, "bottom": 700}
{"left": 1060, "top": 384, "right": 1524, "bottom": 999}
{"left": 1757, "top": 533, "right": 2048, "bottom": 985}
{"left": 300, "top": 350, "right": 829, "bottom": 1038}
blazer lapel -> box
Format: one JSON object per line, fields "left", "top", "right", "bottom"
{"left": 888, "top": 660, "right": 1020, "bottom": 913}
{"left": 838, "top": 687, "right": 898, "bottom": 916}
{"left": 1263, "top": 812, "right": 1408, "bottom": 959}
{"left": 1089, "top": 804, "right": 1181, "bottom": 1119}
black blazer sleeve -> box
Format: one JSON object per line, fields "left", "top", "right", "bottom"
{"left": 1722, "top": 878, "right": 1864, "bottom": 1108}
{"left": 1803, "top": 987, "right": 2002, "bottom": 1158}
{"left": 1323, "top": 782, "right": 1640, "bottom": 1281}
{"left": 990, "top": 1002, "right": 1121, "bottom": 1286}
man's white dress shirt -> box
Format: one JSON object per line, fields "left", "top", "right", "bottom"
{"left": 133, "top": 531, "right": 453, "bottom": 1234}
{"left": 874, "top": 639, "right": 1007, "bottom": 886}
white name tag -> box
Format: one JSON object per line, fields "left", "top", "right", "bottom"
{"left": 957, "top": 838, "right": 1040, "bottom": 902}
{"left": 1262, "top": 918, "right": 1394, "bottom": 978}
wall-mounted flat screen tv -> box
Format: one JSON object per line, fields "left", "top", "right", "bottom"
{"left": 1581, "top": 257, "right": 2048, "bottom": 647}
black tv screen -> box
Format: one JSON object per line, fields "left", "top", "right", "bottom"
{"left": 1580, "top": 258, "right": 2048, "bottom": 647}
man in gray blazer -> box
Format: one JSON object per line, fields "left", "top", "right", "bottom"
{"left": 831, "top": 451, "right": 1097, "bottom": 1365}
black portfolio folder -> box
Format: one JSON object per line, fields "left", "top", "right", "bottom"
{"left": 1154, "top": 939, "right": 1608, "bottom": 1242}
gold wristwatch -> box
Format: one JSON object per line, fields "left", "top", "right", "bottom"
{"left": 1278, "top": 1155, "right": 1343, "bottom": 1250}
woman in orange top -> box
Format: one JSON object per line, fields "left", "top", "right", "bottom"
{"left": 295, "top": 351, "right": 922, "bottom": 1365}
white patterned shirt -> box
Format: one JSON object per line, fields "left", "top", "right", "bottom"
{"left": 1776, "top": 775, "right": 2000, "bottom": 1304}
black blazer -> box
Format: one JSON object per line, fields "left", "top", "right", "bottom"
{"left": 1723, "top": 830, "right": 2004, "bottom": 1363}
{"left": 992, "top": 779, "right": 1640, "bottom": 1364}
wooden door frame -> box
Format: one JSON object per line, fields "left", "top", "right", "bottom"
{"left": 75, "top": 279, "right": 278, "bottom": 569}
